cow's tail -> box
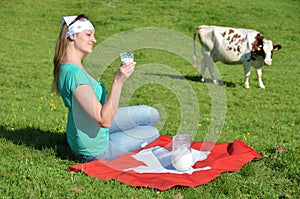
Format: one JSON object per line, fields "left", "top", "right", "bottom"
{"left": 193, "top": 27, "right": 199, "bottom": 71}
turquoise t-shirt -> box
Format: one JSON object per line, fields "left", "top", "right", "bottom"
{"left": 58, "top": 63, "right": 109, "bottom": 156}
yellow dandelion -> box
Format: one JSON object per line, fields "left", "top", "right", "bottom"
{"left": 40, "top": 96, "right": 44, "bottom": 100}
{"left": 50, "top": 102, "right": 56, "bottom": 110}
{"left": 198, "top": 123, "right": 202, "bottom": 127}
{"left": 13, "top": 91, "right": 17, "bottom": 95}
{"left": 247, "top": 132, "right": 250, "bottom": 135}
{"left": 50, "top": 93, "right": 54, "bottom": 97}
{"left": 22, "top": 108, "right": 26, "bottom": 111}
{"left": 243, "top": 135, "right": 247, "bottom": 141}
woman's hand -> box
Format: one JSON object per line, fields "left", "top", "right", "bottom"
{"left": 115, "top": 61, "right": 136, "bottom": 83}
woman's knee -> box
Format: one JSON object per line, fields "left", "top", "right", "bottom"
{"left": 144, "top": 105, "right": 160, "bottom": 125}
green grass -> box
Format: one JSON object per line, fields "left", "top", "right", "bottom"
{"left": 1, "top": 0, "right": 299, "bottom": 198}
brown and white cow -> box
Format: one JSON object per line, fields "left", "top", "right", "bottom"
{"left": 193, "top": 25, "right": 281, "bottom": 88}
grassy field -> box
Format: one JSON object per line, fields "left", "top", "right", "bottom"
{"left": 0, "top": 0, "right": 299, "bottom": 198}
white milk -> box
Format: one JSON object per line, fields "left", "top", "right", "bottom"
{"left": 120, "top": 52, "right": 134, "bottom": 64}
{"left": 171, "top": 148, "right": 193, "bottom": 171}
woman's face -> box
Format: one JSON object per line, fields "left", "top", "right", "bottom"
{"left": 74, "top": 29, "right": 96, "bottom": 54}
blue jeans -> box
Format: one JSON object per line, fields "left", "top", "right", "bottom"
{"left": 71, "top": 105, "right": 160, "bottom": 162}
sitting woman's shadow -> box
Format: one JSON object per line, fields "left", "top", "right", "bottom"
{"left": 0, "top": 126, "right": 74, "bottom": 160}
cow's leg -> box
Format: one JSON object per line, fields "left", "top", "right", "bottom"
{"left": 243, "top": 64, "right": 251, "bottom": 88}
{"left": 207, "top": 61, "right": 219, "bottom": 85}
{"left": 201, "top": 58, "right": 218, "bottom": 85}
{"left": 200, "top": 58, "right": 206, "bottom": 83}
{"left": 200, "top": 48, "right": 209, "bottom": 83}
{"left": 201, "top": 48, "right": 219, "bottom": 85}
{"left": 256, "top": 68, "right": 265, "bottom": 89}
{"left": 200, "top": 58, "right": 216, "bottom": 83}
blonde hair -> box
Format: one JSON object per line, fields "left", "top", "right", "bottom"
{"left": 52, "top": 25, "right": 68, "bottom": 95}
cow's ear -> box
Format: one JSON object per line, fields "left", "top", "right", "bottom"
{"left": 273, "top": 45, "right": 282, "bottom": 51}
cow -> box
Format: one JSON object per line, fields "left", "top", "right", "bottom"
{"left": 193, "top": 25, "right": 281, "bottom": 88}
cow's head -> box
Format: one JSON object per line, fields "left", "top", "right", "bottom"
{"left": 251, "top": 34, "right": 282, "bottom": 65}
{"left": 262, "top": 40, "right": 282, "bottom": 65}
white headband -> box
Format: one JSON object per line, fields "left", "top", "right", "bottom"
{"left": 62, "top": 15, "right": 95, "bottom": 38}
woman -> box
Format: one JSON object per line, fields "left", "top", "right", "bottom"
{"left": 52, "top": 14, "right": 160, "bottom": 162}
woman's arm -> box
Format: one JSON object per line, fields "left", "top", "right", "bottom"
{"left": 73, "top": 62, "right": 135, "bottom": 128}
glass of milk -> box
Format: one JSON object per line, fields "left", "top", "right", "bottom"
{"left": 171, "top": 134, "right": 193, "bottom": 171}
{"left": 120, "top": 51, "right": 134, "bottom": 65}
